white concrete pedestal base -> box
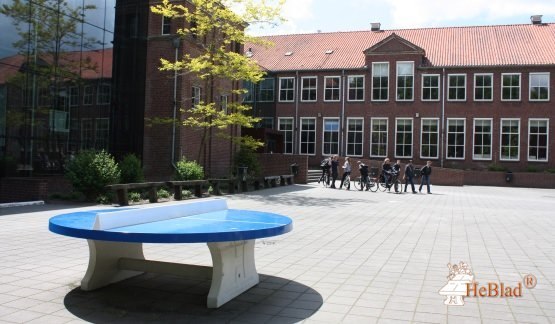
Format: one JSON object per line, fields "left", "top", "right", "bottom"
{"left": 80, "top": 239, "right": 259, "bottom": 308}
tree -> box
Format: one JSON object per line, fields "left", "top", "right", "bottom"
{"left": 150, "top": 0, "right": 284, "bottom": 174}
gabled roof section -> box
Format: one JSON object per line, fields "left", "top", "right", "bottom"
{"left": 246, "top": 23, "right": 555, "bottom": 71}
{"left": 364, "top": 33, "right": 425, "bottom": 56}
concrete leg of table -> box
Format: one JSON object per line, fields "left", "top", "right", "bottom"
{"left": 81, "top": 240, "right": 145, "bottom": 291}
{"left": 206, "top": 240, "right": 259, "bottom": 308}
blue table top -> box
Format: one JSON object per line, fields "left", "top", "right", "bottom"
{"left": 49, "top": 209, "right": 293, "bottom": 243}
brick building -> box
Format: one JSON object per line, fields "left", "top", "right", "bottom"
{"left": 246, "top": 18, "right": 555, "bottom": 171}
{"left": 111, "top": 0, "right": 243, "bottom": 180}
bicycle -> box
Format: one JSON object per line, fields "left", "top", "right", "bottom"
{"left": 379, "top": 171, "right": 402, "bottom": 193}
{"left": 354, "top": 174, "right": 376, "bottom": 191}
{"left": 318, "top": 171, "right": 330, "bottom": 188}
{"left": 342, "top": 175, "right": 350, "bottom": 189}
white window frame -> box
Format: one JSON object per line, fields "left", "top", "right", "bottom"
{"left": 446, "top": 118, "right": 466, "bottom": 160}
{"left": 347, "top": 75, "right": 365, "bottom": 102}
{"left": 529, "top": 72, "right": 550, "bottom": 101}
{"left": 396, "top": 61, "right": 414, "bottom": 101}
{"left": 220, "top": 95, "right": 228, "bottom": 113}
{"left": 500, "top": 118, "right": 520, "bottom": 161}
{"left": 501, "top": 73, "right": 521, "bottom": 101}
{"left": 278, "top": 77, "right": 295, "bottom": 102}
{"left": 474, "top": 73, "right": 493, "bottom": 102}
{"left": 324, "top": 76, "right": 341, "bottom": 102}
{"left": 301, "top": 76, "right": 317, "bottom": 102}
{"left": 162, "top": 16, "right": 171, "bottom": 35}
{"left": 370, "top": 118, "right": 388, "bottom": 158}
{"left": 420, "top": 118, "right": 439, "bottom": 159}
{"left": 83, "top": 85, "right": 93, "bottom": 105}
{"left": 472, "top": 118, "right": 493, "bottom": 161}
{"left": 192, "top": 86, "right": 201, "bottom": 108}
{"left": 278, "top": 117, "right": 294, "bottom": 154}
{"left": 528, "top": 118, "right": 549, "bottom": 162}
{"left": 69, "top": 86, "right": 79, "bottom": 107}
{"left": 421, "top": 74, "right": 440, "bottom": 102}
{"left": 346, "top": 117, "right": 364, "bottom": 157}
{"left": 81, "top": 118, "right": 94, "bottom": 149}
{"left": 242, "top": 81, "right": 254, "bottom": 103}
{"left": 371, "top": 62, "right": 389, "bottom": 102}
{"left": 395, "top": 118, "right": 413, "bottom": 158}
{"left": 299, "top": 117, "right": 316, "bottom": 155}
{"left": 448, "top": 74, "right": 466, "bottom": 101}
{"left": 322, "top": 118, "right": 340, "bottom": 156}
{"left": 96, "top": 83, "right": 111, "bottom": 105}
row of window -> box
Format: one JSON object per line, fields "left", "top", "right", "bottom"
{"left": 244, "top": 69, "right": 550, "bottom": 103}
{"left": 38, "top": 84, "right": 111, "bottom": 107}
{"left": 276, "top": 117, "right": 549, "bottom": 162}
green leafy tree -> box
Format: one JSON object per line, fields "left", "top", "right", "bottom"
{"left": 150, "top": 0, "right": 284, "bottom": 173}
{"left": 65, "top": 150, "right": 120, "bottom": 200}
{"left": 118, "top": 153, "right": 145, "bottom": 183}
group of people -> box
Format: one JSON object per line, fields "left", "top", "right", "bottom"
{"left": 319, "top": 156, "right": 433, "bottom": 194}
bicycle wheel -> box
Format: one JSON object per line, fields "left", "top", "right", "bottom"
{"left": 378, "top": 177, "right": 388, "bottom": 191}
{"left": 353, "top": 177, "right": 362, "bottom": 190}
{"left": 320, "top": 174, "right": 327, "bottom": 187}
{"left": 323, "top": 174, "right": 330, "bottom": 188}
{"left": 343, "top": 176, "right": 350, "bottom": 189}
{"left": 368, "top": 177, "right": 378, "bottom": 192}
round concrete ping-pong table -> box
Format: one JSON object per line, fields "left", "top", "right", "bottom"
{"left": 49, "top": 199, "right": 292, "bottom": 308}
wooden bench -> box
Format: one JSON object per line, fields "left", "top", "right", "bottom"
{"left": 280, "top": 174, "right": 294, "bottom": 185}
{"left": 166, "top": 180, "right": 208, "bottom": 200}
{"left": 264, "top": 176, "right": 281, "bottom": 188}
{"left": 106, "top": 182, "right": 166, "bottom": 206}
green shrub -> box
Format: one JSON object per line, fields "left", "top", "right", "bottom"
{"left": 526, "top": 165, "right": 539, "bottom": 173}
{"left": 129, "top": 191, "right": 142, "bottom": 202}
{"left": 96, "top": 194, "right": 111, "bottom": 204}
{"left": 157, "top": 188, "right": 171, "bottom": 199}
{"left": 65, "top": 150, "right": 121, "bottom": 200}
{"left": 119, "top": 153, "right": 144, "bottom": 183}
{"left": 233, "top": 145, "right": 261, "bottom": 177}
{"left": 175, "top": 157, "right": 204, "bottom": 180}
{"left": 546, "top": 168, "right": 555, "bottom": 174}
{"left": 487, "top": 164, "right": 507, "bottom": 172}
{"left": 181, "top": 190, "right": 192, "bottom": 199}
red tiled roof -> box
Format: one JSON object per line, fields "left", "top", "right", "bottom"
{"left": 247, "top": 23, "right": 555, "bottom": 71}
{"left": 0, "top": 48, "right": 112, "bottom": 84}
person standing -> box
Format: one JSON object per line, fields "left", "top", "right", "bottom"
{"left": 318, "top": 156, "right": 331, "bottom": 184}
{"left": 330, "top": 155, "right": 339, "bottom": 188}
{"left": 419, "top": 160, "right": 433, "bottom": 194}
{"left": 403, "top": 160, "right": 417, "bottom": 193}
{"left": 339, "top": 156, "right": 351, "bottom": 190}
{"left": 382, "top": 158, "right": 392, "bottom": 189}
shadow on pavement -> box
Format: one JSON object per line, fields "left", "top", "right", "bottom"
{"left": 64, "top": 273, "right": 322, "bottom": 323}
{"left": 0, "top": 201, "right": 98, "bottom": 216}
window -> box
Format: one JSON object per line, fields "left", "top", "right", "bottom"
{"left": 422, "top": 74, "right": 440, "bottom": 101}
{"left": 528, "top": 119, "right": 548, "bottom": 161}
{"left": 529, "top": 73, "right": 549, "bottom": 101}
{"left": 500, "top": 119, "right": 520, "bottom": 161}
{"left": 370, "top": 118, "right": 388, "bottom": 157}
{"left": 346, "top": 118, "right": 363, "bottom": 156}
{"left": 421, "top": 119, "right": 439, "bottom": 158}
{"left": 447, "top": 119, "right": 465, "bottom": 159}
{"left": 279, "top": 77, "right": 295, "bottom": 102}
{"left": 396, "top": 62, "right": 414, "bottom": 101}
{"left": 324, "top": 76, "right": 340, "bottom": 102}
{"left": 395, "top": 118, "right": 412, "bottom": 158}
{"left": 448, "top": 74, "right": 466, "bottom": 101}
{"left": 278, "top": 118, "right": 294, "bottom": 154}
{"left": 300, "top": 118, "right": 316, "bottom": 155}
{"left": 192, "top": 86, "right": 201, "bottom": 108}
{"left": 162, "top": 16, "right": 171, "bottom": 35}
{"left": 83, "top": 85, "right": 93, "bottom": 105}
{"left": 242, "top": 81, "right": 254, "bottom": 102}
{"left": 372, "top": 63, "right": 388, "bottom": 101}
{"left": 220, "top": 95, "right": 228, "bottom": 113}
{"left": 501, "top": 73, "right": 521, "bottom": 101}
{"left": 257, "top": 117, "right": 273, "bottom": 129}
{"left": 301, "top": 77, "right": 317, "bottom": 102}
{"left": 69, "top": 86, "right": 79, "bottom": 107}
{"left": 473, "top": 119, "right": 492, "bottom": 160}
{"left": 97, "top": 83, "right": 110, "bottom": 105}
{"left": 258, "top": 78, "right": 275, "bottom": 102}
{"left": 95, "top": 118, "right": 109, "bottom": 149}
{"left": 81, "top": 119, "right": 93, "bottom": 149}
{"left": 323, "top": 118, "right": 339, "bottom": 155}
{"left": 49, "top": 110, "right": 69, "bottom": 132}
{"left": 474, "top": 73, "right": 493, "bottom": 101}
{"left": 347, "top": 75, "right": 364, "bottom": 101}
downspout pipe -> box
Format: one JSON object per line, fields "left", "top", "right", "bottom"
{"left": 340, "top": 69, "right": 346, "bottom": 156}
{"left": 171, "top": 37, "right": 180, "bottom": 169}
{"left": 440, "top": 68, "right": 445, "bottom": 168}
{"left": 295, "top": 70, "right": 299, "bottom": 154}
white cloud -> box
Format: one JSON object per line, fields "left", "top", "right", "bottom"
{"left": 247, "top": 0, "right": 315, "bottom": 35}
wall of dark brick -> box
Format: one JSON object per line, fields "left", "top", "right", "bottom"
{"left": 256, "top": 154, "right": 309, "bottom": 184}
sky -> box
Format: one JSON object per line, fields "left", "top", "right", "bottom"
{"left": 247, "top": 0, "right": 555, "bottom": 36}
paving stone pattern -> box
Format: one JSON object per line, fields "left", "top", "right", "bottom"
{"left": 0, "top": 185, "right": 554, "bottom": 323}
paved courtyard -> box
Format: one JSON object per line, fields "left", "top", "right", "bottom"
{"left": 0, "top": 184, "right": 554, "bottom": 323}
